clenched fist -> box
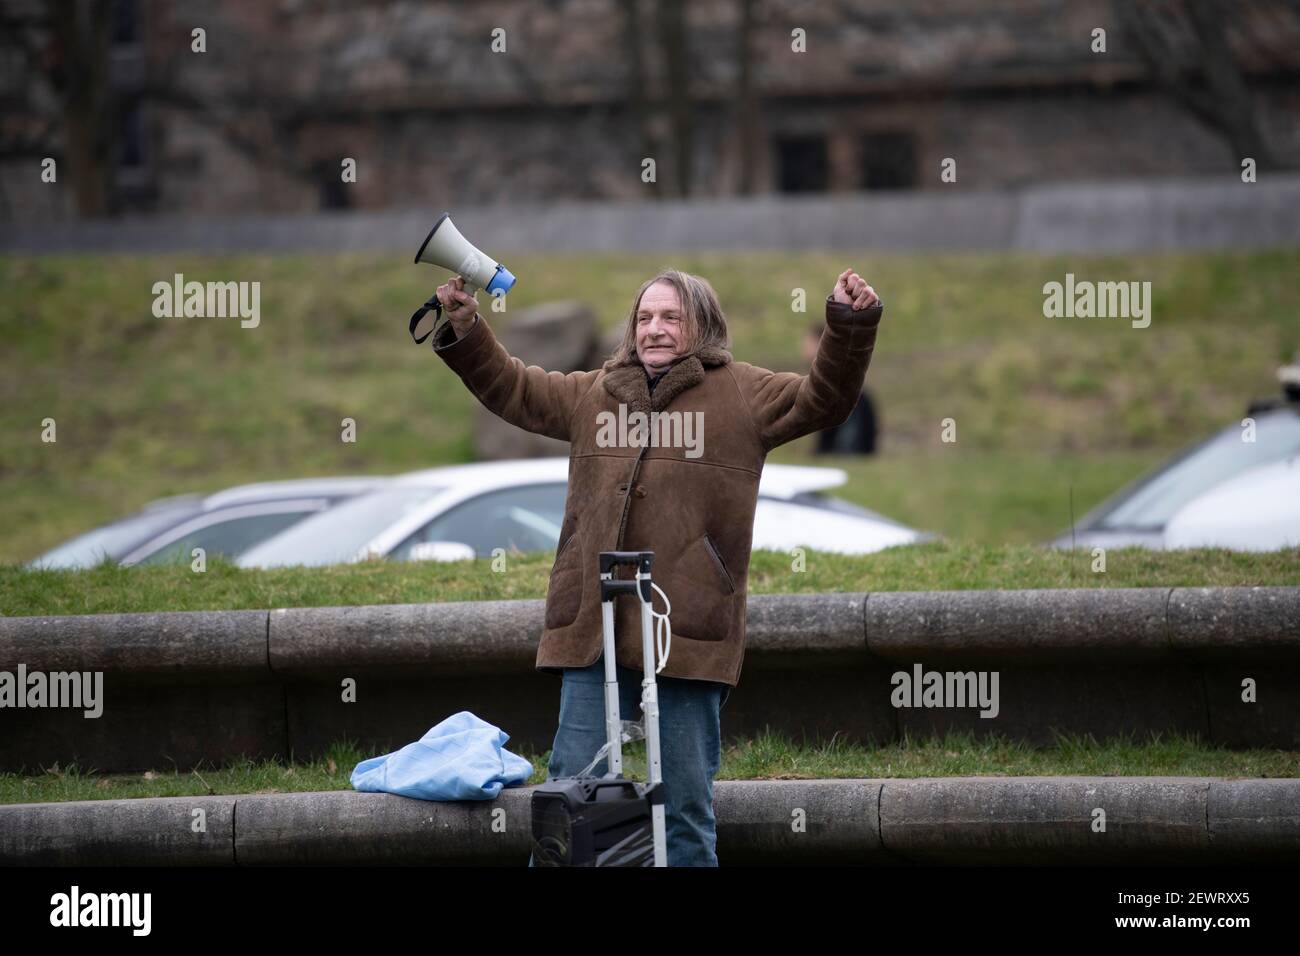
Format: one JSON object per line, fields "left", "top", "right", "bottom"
{"left": 831, "top": 269, "right": 879, "bottom": 311}
{"left": 436, "top": 275, "right": 479, "bottom": 336}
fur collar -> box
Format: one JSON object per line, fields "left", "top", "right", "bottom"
{"left": 600, "top": 345, "right": 732, "bottom": 414}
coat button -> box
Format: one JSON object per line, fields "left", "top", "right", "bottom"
{"left": 634, "top": 485, "right": 647, "bottom": 498}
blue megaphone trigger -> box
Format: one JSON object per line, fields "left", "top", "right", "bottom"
{"left": 486, "top": 264, "right": 516, "bottom": 297}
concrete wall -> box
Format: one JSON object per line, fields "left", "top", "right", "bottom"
{"left": 2, "top": 777, "right": 1296, "bottom": 865}
{"left": 1, "top": 587, "right": 1297, "bottom": 773}
{"left": 5, "top": 173, "right": 1298, "bottom": 255}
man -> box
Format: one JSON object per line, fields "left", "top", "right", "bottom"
{"left": 432, "top": 267, "right": 883, "bottom": 865}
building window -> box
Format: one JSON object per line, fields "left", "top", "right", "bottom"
{"left": 775, "top": 135, "right": 828, "bottom": 193}
{"left": 860, "top": 132, "right": 917, "bottom": 190}
{"left": 118, "top": 99, "right": 144, "bottom": 169}
{"left": 318, "top": 170, "right": 351, "bottom": 210}
{"left": 112, "top": 0, "right": 139, "bottom": 46}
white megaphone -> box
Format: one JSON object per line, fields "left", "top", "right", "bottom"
{"left": 409, "top": 212, "right": 517, "bottom": 345}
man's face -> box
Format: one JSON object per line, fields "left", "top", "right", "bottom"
{"left": 635, "top": 281, "right": 687, "bottom": 375}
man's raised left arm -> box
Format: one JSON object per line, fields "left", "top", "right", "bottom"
{"left": 741, "top": 269, "right": 884, "bottom": 453}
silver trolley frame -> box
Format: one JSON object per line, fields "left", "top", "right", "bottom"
{"left": 598, "top": 550, "right": 667, "bottom": 867}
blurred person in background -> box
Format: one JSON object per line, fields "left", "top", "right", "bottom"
{"left": 804, "top": 322, "right": 879, "bottom": 455}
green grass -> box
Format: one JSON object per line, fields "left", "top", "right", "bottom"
{"left": 3, "top": 248, "right": 1298, "bottom": 563}
{"left": 2, "top": 544, "right": 1296, "bottom": 617}
{"left": 3, "top": 729, "right": 1294, "bottom": 805}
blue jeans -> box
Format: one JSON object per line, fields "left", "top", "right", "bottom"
{"left": 529, "top": 655, "right": 731, "bottom": 867}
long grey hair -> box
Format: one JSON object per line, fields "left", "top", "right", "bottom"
{"left": 604, "top": 269, "right": 732, "bottom": 369}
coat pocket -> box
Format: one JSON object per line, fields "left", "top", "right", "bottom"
{"left": 544, "top": 529, "right": 584, "bottom": 630}
{"left": 703, "top": 532, "right": 736, "bottom": 593}
{"left": 655, "top": 533, "right": 736, "bottom": 642}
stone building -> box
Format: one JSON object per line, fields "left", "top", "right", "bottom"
{"left": 2, "top": 0, "right": 1297, "bottom": 221}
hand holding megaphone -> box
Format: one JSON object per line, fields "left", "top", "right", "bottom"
{"left": 435, "top": 276, "right": 478, "bottom": 336}
{"left": 408, "top": 212, "right": 516, "bottom": 346}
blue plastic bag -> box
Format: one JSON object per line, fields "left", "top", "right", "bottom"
{"left": 350, "top": 711, "right": 534, "bottom": 800}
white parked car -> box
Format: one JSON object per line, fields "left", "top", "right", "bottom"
{"left": 1164, "top": 454, "right": 1300, "bottom": 551}
{"left": 237, "top": 458, "right": 928, "bottom": 568}
{"left": 1049, "top": 404, "right": 1300, "bottom": 550}
{"left": 27, "top": 477, "right": 390, "bottom": 569}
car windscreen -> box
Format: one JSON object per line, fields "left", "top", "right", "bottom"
{"left": 237, "top": 486, "right": 443, "bottom": 567}
{"left": 1094, "top": 409, "right": 1300, "bottom": 529}
{"left": 135, "top": 510, "right": 315, "bottom": 566}
{"left": 28, "top": 505, "right": 200, "bottom": 569}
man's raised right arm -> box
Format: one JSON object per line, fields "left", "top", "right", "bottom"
{"left": 431, "top": 311, "right": 599, "bottom": 443}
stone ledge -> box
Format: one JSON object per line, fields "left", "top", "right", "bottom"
{"left": 2, "top": 777, "right": 1295, "bottom": 866}
{"left": 2, "top": 587, "right": 1296, "bottom": 678}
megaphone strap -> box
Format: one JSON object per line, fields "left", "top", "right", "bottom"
{"left": 409, "top": 294, "right": 446, "bottom": 346}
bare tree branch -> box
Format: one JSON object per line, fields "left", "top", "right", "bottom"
{"left": 1119, "top": 0, "right": 1293, "bottom": 168}
{"left": 655, "top": 0, "right": 693, "bottom": 196}
{"left": 734, "top": 0, "right": 761, "bottom": 195}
